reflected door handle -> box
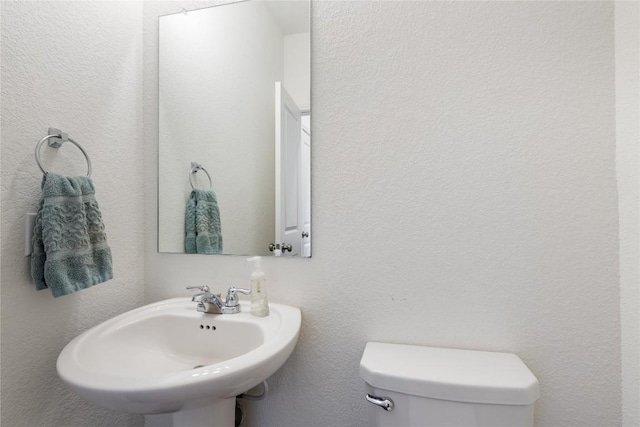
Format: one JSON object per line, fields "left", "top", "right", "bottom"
{"left": 281, "top": 243, "right": 292, "bottom": 252}
{"left": 268, "top": 243, "right": 280, "bottom": 252}
{"left": 302, "top": 231, "right": 309, "bottom": 238}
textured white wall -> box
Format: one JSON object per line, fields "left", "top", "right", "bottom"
{"left": 145, "top": 2, "right": 621, "bottom": 426}
{"left": 158, "top": 1, "right": 282, "bottom": 255}
{"left": 615, "top": 2, "right": 640, "bottom": 426}
{"left": 1, "top": 2, "right": 145, "bottom": 426}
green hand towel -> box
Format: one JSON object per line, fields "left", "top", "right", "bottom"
{"left": 185, "top": 189, "right": 223, "bottom": 254}
{"left": 31, "top": 173, "right": 113, "bottom": 297}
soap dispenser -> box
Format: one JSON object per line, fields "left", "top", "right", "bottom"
{"left": 247, "top": 256, "right": 269, "bottom": 317}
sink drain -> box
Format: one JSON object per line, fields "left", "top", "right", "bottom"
{"left": 193, "top": 365, "right": 205, "bottom": 369}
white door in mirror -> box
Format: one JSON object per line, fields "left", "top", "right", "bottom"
{"left": 301, "top": 115, "right": 311, "bottom": 258}
{"left": 276, "top": 82, "right": 311, "bottom": 257}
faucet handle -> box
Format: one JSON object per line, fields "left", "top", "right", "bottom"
{"left": 225, "top": 287, "right": 251, "bottom": 307}
{"left": 186, "top": 285, "right": 210, "bottom": 293}
{"left": 187, "top": 286, "right": 211, "bottom": 302}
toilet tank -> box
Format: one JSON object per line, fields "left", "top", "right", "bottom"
{"left": 360, "top": 342, "right": 540, "bottom": 427}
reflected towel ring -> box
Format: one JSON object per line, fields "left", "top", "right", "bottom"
{"left": 35, "top": 129, "right": 92, "bottom": 177}
{"left": 189, "top": 162, "right": 213, "bottom": 190}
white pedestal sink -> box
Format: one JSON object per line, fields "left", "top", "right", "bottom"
{"left": 56, "top": 298, "right": 301, "bottom": 427}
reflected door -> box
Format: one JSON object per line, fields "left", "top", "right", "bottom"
{"left": 301, "top": 114, "right": 311, "bottom": 258}
{"left": 275, "top": 82, "right": 302, "bottom": 257}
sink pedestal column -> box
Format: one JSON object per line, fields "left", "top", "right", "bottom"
{"left": 145, "top": 398, "right": 236, "bottom": 427}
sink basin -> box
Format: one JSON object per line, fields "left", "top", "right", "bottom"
{"left": 57, "top": 297, "right": 301, "bottom": 423}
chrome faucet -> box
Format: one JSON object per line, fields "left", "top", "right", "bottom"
{"left": 187, "top": 286, "right": 251, "bottom": 314}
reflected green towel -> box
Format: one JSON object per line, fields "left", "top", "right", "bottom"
{"left": 31, "top": 173, "right": 113, "bottom": 297}
{"left": 185, "top": 189, "right": 223, "bottom": 254}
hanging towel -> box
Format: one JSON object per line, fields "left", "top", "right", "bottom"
{"left": 31, "top": 173, "right": 113, "bottom": 297}
{"left": 185, "top": 189, "right": 223, "bottom": 254}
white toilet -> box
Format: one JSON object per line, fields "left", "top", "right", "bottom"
{"left": 360, "top": 342, "right": 540, "bottom": 427}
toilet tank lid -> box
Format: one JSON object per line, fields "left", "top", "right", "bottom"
{"left": 359, "top": 342, "right": 539, "bottom": 406}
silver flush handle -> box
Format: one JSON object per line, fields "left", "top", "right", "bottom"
{"left": 365, "top": 394, "right": 394, "bottom": 411}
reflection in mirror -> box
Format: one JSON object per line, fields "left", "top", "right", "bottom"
{"left": 158, "top": 0, "right": 311, "bottom": 257}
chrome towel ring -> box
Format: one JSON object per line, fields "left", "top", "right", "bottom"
{"left": 35, "top": 128, "right": 92, "bottom": 177}
{"left": 189, "top": 161, "right": 213, "bottom": 190}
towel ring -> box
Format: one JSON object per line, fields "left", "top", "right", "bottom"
{"left": 189, "top": 162, "right": 212, "bottom": 190}
{"left": 35, "top": 129, "right": 92, "bottom": 177}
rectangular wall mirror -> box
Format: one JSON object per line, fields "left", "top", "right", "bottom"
{"left": 158, "top": 0, "right": 311, "bottom": 257}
